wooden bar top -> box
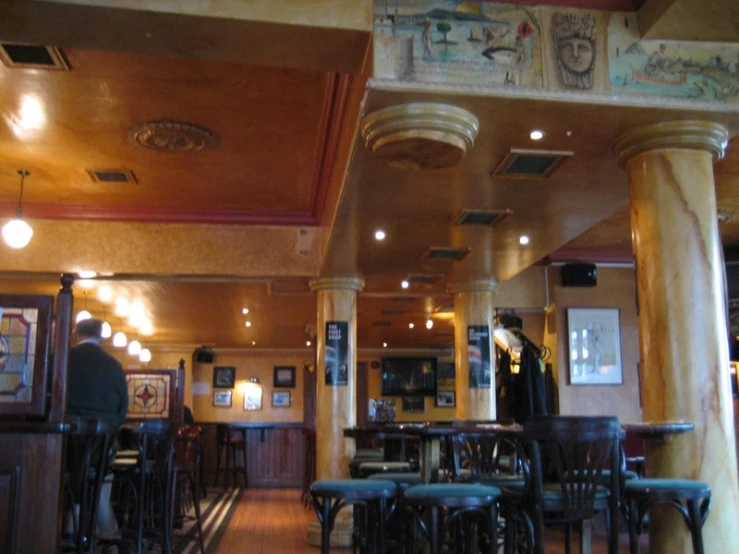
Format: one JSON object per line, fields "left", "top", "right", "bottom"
{"left": 622, "top": 421, "right": 694, "bottom": 440}
{"left": 197, "top": 422, "right": 304, "bottom": 428}
{"left": 0, "top": 421, "right": 75, "bottom": 434}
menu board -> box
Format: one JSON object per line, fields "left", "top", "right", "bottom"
{"left": 468, "top": 325, "right": 492, "bottom": 388}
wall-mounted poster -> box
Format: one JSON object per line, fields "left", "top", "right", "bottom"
{"left": 567, "top": 308, "right": 623, "bottom": 385}
{"left": 325, "top": 321, "right": 349, "bottom": 386}
{"left": 468, "top": 325, "right": 492, "bottom": 388}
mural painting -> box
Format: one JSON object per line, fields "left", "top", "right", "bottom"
{"left": 374, "top": 0, "right": 543, "bottom": 88}
{"left": 608, "top": 13, "right": 739, "bottom": 101}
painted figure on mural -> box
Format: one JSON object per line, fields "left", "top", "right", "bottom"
{"left": 421, "top": 18, "right": 437, "bottom": 60}
{"left": 551, "top": 12, "right": 597, "bottom": 89}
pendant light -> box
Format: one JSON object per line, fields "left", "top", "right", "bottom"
{"left": 139, "top": 348, "right": 152, "bottom": 363}
{"left": 75, "top": 290, "right": 92, "bottom": 323}
{"left": 2, "top": 170, "right": 33, "bottom": 249}
{"left": 112, "top": 319, "right": 127, "bottom": 348}
{"left": 127, "top": 331, "right": 141, "bottom": 356}
{"left": 101, "top": 305, "right": 112, "bottom": 339}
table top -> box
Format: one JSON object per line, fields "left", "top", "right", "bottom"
{"left": 622, "top": 421, "right": 694, "bottom": 439}
{"left": 0, "top": 421, "right": 75, "bottom": 434}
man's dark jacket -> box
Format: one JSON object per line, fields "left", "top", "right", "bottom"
{"left": 67, "top": 341, "right": 128, "bottom": 426}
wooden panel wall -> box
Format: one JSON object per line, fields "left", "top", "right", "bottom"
{"left": 0, "top": 466, "right": 19, "bottom": 554}
{"left": 199, "top": 424, "right": 306, "bottom": 488}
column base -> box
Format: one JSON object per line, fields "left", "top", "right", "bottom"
{"left": 306, "top": 507, "right": 354, "bottom": 548}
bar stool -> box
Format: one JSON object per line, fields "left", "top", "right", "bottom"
{"left": 368, "top": 472, "right": 422, "bottom": 553}
{"left": 358, "top": 460, "right": 413, "bottom": 478}
{"left": 213, "top": 424, "right": 248, "bottom": 488}
{"left": 310, "top": 479, "right": 397, "bottom": 554}
{"left": 403, "top": 483, "right": 500, "bottom": 554}
{"left": 170, "top": 425, "right": 205, "bottom": 554}
{"left": 624, "top": 478, "right": 711, "bottom": 554}
{"left": 62, "top": 417, "right": 116, "bottom": 554}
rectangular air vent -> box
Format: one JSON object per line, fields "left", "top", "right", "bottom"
{"left": 492, "top": 148, "right": 573, "bottom": 179}
{"left": 87, "top": 169, "right": 138, "bottom": 184}
{"left": 381, "top": 309, "right": 405, "bottom": 315}
{"left": 0, "top": 44, "right": 70, "bottom": 70}
{"left": 372, "top": 321, "right": 392, "bottom": 327}
{"left": 423, "top": 247, "right": 470, "bottom": 261}
{"left": 393, "top": 297, "right": 416, "bottom": 302}
{"left": 407, "top": 274, "right": 441, "bottom": 284}
{"left": 455, "top": 209, "right": 511, "bottom": 226}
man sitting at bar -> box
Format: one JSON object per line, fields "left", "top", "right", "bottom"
{"left": 67, "top": 318, "right": 128, "bottom": 548}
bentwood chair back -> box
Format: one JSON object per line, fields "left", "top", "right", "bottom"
{"left": 523, "top": 416, "right": 622, "bottom": 554}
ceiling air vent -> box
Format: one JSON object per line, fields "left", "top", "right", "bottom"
{"left": 381, "top": 309, "right": 405, "bottom": 316}
{"left": 393, "top": 297, "right": 416, "bottom": 302}
{"left": 372, "top": 321, "right": 392, "bottom": 327}
{"left": 423, "top": 247, "right": 470, "bottom": 261}
{"left": 407, "top": 274, "right": 441, "bottom": 284}
{"left": 87, "top": 169, "right": 138, "bottom": 184}
{"left": 455, "top": 209, "right": 511, "bottom": 226}
{"left": 492, "top": 148, "right": 573, "bottom": 179}
{"left": 0, "top": 43, "right": 70, "bottom": 70}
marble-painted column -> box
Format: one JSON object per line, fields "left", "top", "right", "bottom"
{"left": 449, "top": 278, "right": 498, "bottom": 421}
{"left": 613, "top": 121, "right": 739, "bottom": 554}
{"left": 309, "top": 276, "right": 364, "bottom": 480}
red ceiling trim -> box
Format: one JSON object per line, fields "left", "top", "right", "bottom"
{"left": 482, "top": 0, "right": 636, "bottom": 10}
{"left": 309, "top": 72, "right": 354, "bottom": 222}
{"left": 0, "top": 202, "right": 318, "bottom": 226}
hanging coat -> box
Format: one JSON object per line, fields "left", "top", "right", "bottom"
{"left": 510, "top": 343, "right": 548, "bottom": 424}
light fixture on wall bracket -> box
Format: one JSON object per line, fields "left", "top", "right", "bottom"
{"left": 2, "top": 170, "right": 33, "bottom": 249}
{"left": 112, "top": 318, "right": 127, "bottom": 348}
{"left": 75, "top": 289, "right": 92, "bottom": 323}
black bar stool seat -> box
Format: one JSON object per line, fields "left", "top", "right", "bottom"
{"left": 624, "top": 478, "right": 711, "bottom": 554}
{"left": 358, "top": 460, "right": 413, "bottom": 478}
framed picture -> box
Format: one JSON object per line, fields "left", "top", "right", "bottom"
{"left": 273, "top": 366, "right": 296, "bottom": 388}
{"left": 243, "top": 386, "right": 263, "bottom": 411}
{"left": 272, "top": 391, "right": 291, "bottom": 407}
{"left": 567, "top": 308, "right": 623, "bottom": 385}
{"left": 212, "top": 366, "right": 236, "bottom": 388}
{"left": 213, "top": 390, "right": 232, "bottom": 408}
{"left": 435, "top": 390, "right": 456, "bottom": 408}
{"left": 402, "top": 396, "right": 425, "bottom": 414}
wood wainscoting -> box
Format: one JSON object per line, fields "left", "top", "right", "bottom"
{"left": 199, "top": 423, "right": 307, "bottom": 488}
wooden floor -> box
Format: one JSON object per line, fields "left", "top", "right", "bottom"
{"left": 216, "top": 489, "right": 645, "bottom": 553}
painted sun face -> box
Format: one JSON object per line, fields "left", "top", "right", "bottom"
{"left": 558, "top": 38, "right": 595, "bottom": 74}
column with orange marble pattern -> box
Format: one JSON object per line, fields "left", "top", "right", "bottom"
{"left": 309, "top": 276, "right": 363, "bottom": 480}
{"left": 614, "top": 121, "right": 739, "bottom": 554}
{"left": 449, "top": 279, "right": 497, "bottom": 421}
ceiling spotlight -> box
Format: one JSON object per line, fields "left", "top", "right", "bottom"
{"left": 306, "top": 340, "right": 311, "bottom": 347}
{"left": 529, "top": 130, "right": 544, "bottom": 140}
{"left": 242, "top": 308, "right": 249, "bottom": 314}
{"left": 78, "top": 270, "right": 97, "bottom": 279}
{"left": 245, "top": 321, "right": 252, "bottom": 327}
{"left": 139, "top": 320, "right": 153, "bottom": 336}
{"left": 426, "top": 319, "right": 434, "bottom": 329}
{"left": 401, "top": 280, "right": 409, "bottom": 289}
{"left": 2, "top": 170, "right": 33, "bottom": 249}
{"left": 566, "top": 131, "right": 572, "bottom": 137}
{"left": 409, "top": 323, "right": 415, "bottom": 329}
{"left": 98, "top": 285, "right": 113, "bottom": 303}
{"left": 374, "top": 229, "right": 386, "bottom": 241}
{"left": 251, "top": 341, "right": 256, "bottom": 346}
{"left": 139, "top": 348, "right": 152, "bottom": 363}
{"left": 519, "top": 235, "right": 530, "bottom": 245}
{"left": 382, "top": 342, "right": 388, "bottom": 348}
{"left": 115, "top": 297, "right": 130, "bottom": 317}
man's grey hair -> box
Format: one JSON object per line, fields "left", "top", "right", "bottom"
{"left": 75, "top": 318, "right": 104, "bottom": 339}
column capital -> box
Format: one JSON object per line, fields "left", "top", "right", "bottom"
{"left": 447, "top": 278, "right": 498, "bottom": 294}
{"left": 309, "top": 276, "right": 365, "bottom": 293}
{"left": 613, "top": 120, "right": 728, "bottom": 167}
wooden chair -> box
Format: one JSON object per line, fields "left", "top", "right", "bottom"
{"left": 213, "top": 424, "right": 248, "bottom": 488}
{"left": 170, "top": 425, "right": 206, "bottom": 554}
{"left": 521, "top": 416, "right": 622, "bottom": 554}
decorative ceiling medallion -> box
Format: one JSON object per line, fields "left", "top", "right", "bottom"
{"left": 360, "top": 103, "right": 479, "bottom": 170}
{"left": 128, "top": 120, "right": 218, "bottom": 153}
{"left": 718, "top": 208, "right": 736, "bottom": 224}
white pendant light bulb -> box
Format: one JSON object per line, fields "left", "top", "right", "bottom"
{"left": 75, "top": 310, "right": 92, "bottom": 323}
{"left": 139, "top": 348, "right": 152, "bottom": 363}
{"left": 127, "top": 339, "right": 142, "bottom": 356}
{"left": 101, "top": 321, "right": 112, "bottom": 339}
{"left": 2, "top": 170, "right": 33, "bottom": 249}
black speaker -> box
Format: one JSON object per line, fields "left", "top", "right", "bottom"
{"left": 561, "top": 263, "right": 597, "bottom": 287}
{"left": 195, "top": 349, "right": 214, "bottom": 364}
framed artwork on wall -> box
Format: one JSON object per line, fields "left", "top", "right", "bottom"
{"left": 273, "top": 366, "right": 296, "bottom": 388}
{"left": 244, "top": 386, "right": 263, "bottom": 411}
{"left": 402, "top": 396, "right": 425, "bottom": 414}
{"left": 212, "top": 366, "right": 236, "bottom": 388}
{"left": 567, "top": 308, "right": 623, "bottom": 385}
{"left": 272, "top": 391, "right": 291, "bottom": 407}
{"left": 213, "top": 390, "right": 232, "bottom": 407}
{"left": 435, "top": 390, "right": 455, "bottom": 408}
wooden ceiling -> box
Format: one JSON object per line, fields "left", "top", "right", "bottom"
{"left": 0, "top": 0, "right": 737, "bottom": 352}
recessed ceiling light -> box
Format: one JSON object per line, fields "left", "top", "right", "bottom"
{"left": 530, "top": 130, "right": 544, "bottom": 140}
{"left": 251, "top": 341, "right": 256, "bottom": 345}
{"left": 245, "top": 321, "right": 252, "bottom": 327}
{"left": 78, "top": 270, "right": 97, "bottom": 279}
{"left": 409, "top": 323, "right": 415, "bottom": 329}
{"left": 401, "top": 280, "right": 409, "bottom": 289}
{"left": 98, "top": 285, "right": 113, "bottom": 303}
{"left": 382, "top": 342, "right": 387, "bottom": 348}
{"left": 566, "top": 131, "right": 572, "bottom": 137}
{"left": 374, "top": 229, "right": 386, "bottom": 241}
{"left": 519, "top": 235, "right": 530, "bottom": 245}
{"left": 426, "top": 319, "right": 434, "bottom": 329}
{"left": 242, "top": 308, "right": 249, "bottom": 314}
{"left": 306, "top": 340, "right": 311, "bottom": 347}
